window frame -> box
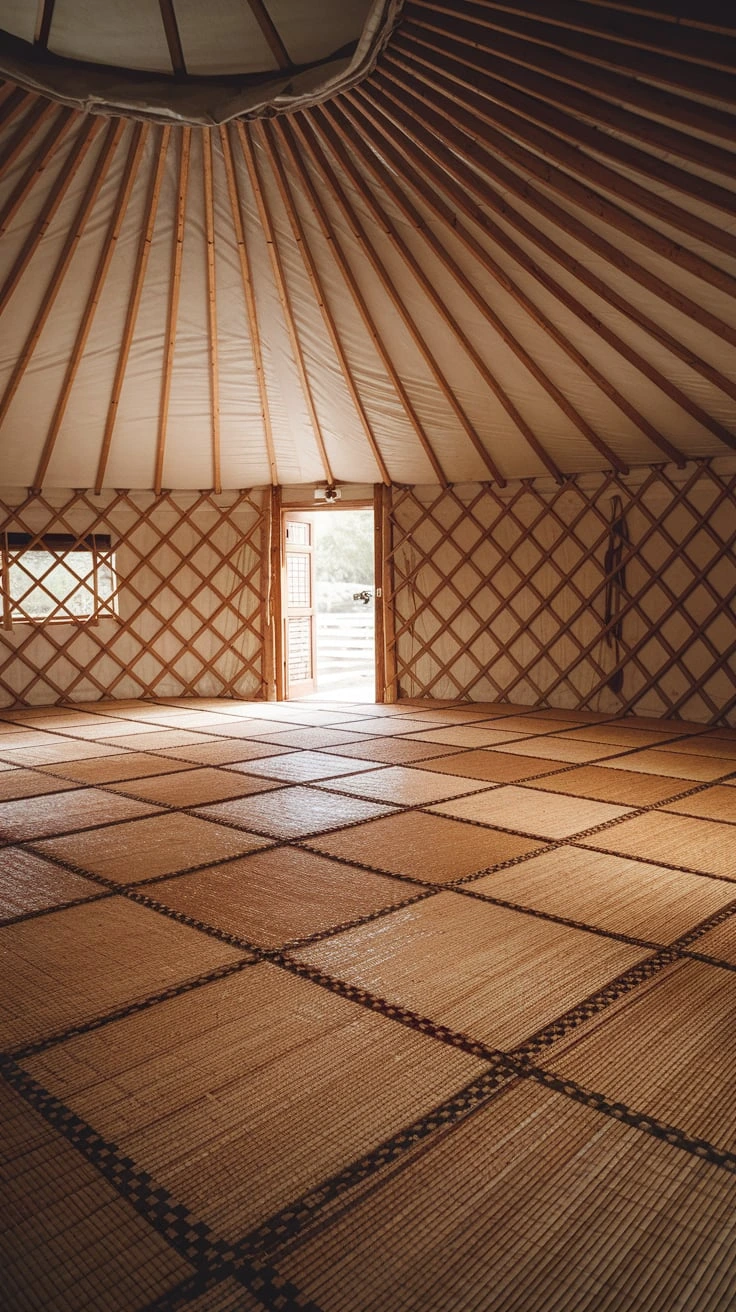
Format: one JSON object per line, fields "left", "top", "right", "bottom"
{"left": 1, "top": 531, "right": 118, "bottom": 630}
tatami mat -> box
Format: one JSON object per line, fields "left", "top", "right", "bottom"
{"left": 1, "top": 694, "right": 734, "bottom": 1311}
{"left": 24, "top": 965, "right": 485, "bottom": 1240}
{"left": 278, "top": 1082, "right": 736, "bottom": 1312}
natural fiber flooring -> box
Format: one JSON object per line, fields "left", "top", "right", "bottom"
{"left": 0, "top": 695, "right": 734, "bottom": 1310}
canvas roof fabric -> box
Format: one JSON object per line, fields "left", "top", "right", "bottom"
{"left": 0, "top": 0, "right": 735, "bottom": 492}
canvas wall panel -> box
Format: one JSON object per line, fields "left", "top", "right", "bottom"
{"left": 0, "top": 488, "right": 267, "bottom": 707}
{"left": 388, "top": 461, "right": 736, "bottom": 725}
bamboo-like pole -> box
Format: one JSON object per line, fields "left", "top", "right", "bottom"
{"left": 0, "top": 119, "right": 125, "bottom": 432}
{"left": 236, "top": 122, "right": 334, "bottom": 486}
{"left": 203, "top": 128, "right": 222, "bottom": 494}
{"left": 280, "top": 118, "right": 447, "bottom": 487}
{"left": 219, "top": 124, "right": 278, "bottom": 486}
{"left": 34, "top": 123, "right": 148, "bottom": 491}
{"left": 333, "top": 97, "right": 695, "bottom": 464}
{"left": 95, "top": 127, "right": 171, "bottom": 493}
{"left": 398, "top": 27, "right": 736, "bottom": 222}
{"left": 359, "top": 79, "right": 736, "bottom": 355}
{"left": 0, "top": 115, "right": 101, "bottom": 316}
{"left": 384, "top": 56, "right": 736, "bottom": 301}
{"left": 154, "top": 127, "right": 190, "bottom": 495}
{"left": 258, "top": 121, "right": 391, "bottom": 486}
{"left": 299, "top": 116, "right": 516, "bottom": 481}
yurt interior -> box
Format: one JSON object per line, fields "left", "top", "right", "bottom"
{"left": 1, "top": 2, "right": 735, "bottom": 1308}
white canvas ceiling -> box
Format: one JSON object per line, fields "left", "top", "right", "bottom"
{"left": 0, "top": 0, "right": 735, "bottom": 492}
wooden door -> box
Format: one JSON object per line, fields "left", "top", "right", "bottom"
{"left": 283, "top": 512, "right": 317, "bottom": 698}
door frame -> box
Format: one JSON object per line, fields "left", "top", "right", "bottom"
{"left": 276, "top": 492, "right": 388, "bottom": 702}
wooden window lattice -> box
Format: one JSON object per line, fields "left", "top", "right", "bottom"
{"left": 0, "top": 489, "right": 267, "bottom": 707}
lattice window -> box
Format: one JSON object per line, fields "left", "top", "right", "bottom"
{"left": 386, "top": 462, "right": 736, "bottom": 726}
{"left": 2, "top": 534, "right": 117, "bottom": 627}
{"left": 0, "top": 490, "right": 267, "bottom": 707}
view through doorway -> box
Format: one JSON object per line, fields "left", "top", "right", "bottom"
{"left": 284, "top": 507, "right": 375, "bottom": 702}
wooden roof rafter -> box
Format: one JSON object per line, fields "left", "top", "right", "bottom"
{"left": 0, "top": 107, "right": 74, "bottom": 233}
{"left": 0, "top": 96, "right": 57, "bottom": 182}
{"left": 0, "top": 118, "right": 125, "bottom": 432}
{"left": 95, "top": 126, "right": 171, "bottom": 494}
{"left": 245, "top": 0, "right": 292, "bottom": 71}
{"left": 301, "top": 113, "right": 516, "bottom": 484}
{"left": 366, "top": 75, "right": 736, "bottom": 356}
{"left": 34, "top": 0, "right": 56, "bottom": 50}
{"left": 314, "top": 105, "right": 563, "bottom": 481}
{"left": 202, "top": 128, "right": 222, "bottom": 494}
{"left": 410, "top": 0, "right": 736, "bottom": 103}
{"left": 280, "top": 117, "right": 448, "bottom": 487}
{"left": 328, "top": 99, "right": 684, "bottom": 468}
{"left": 157, "top": 0, "right": 187, "bottom": 76}
{"left": 257, "top": 121, "right": 391, "bottom": 486}
{"left": 218, "top": 123, "right": 278, "bottom": 487}
{"left": 154, "top": 126, "right": 190, "bottom": 495}
{"left": 33, "top": 122, "right": 148, "bottom": 491}
{"left": 384, "top": 55, "right": 736, "bottom": 293}
{"left": 346, "top": 90, "right": 735, "bottom": 456}
{"left": 236, "top": 121, "right": 335, "bottom": 487}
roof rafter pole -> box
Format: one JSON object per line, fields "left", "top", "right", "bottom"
{"left": 352, "top": 93, "right": 736, "bottom": 454}
{"left": 158, "top": 0, "right": 187, "bottom": 75}
{"left": 0, "top": 109, "right": 74, "bottom": 231}
{"left": 410, "top": 0, "right": 736, "bottom": 101}
{"left": 0, "top": 97, "right": 57, "bottom": 182}
{"left": 218, "top": 124, "right": 278, "bottom": 486}
{"left": 0, "top": 84, "right": 25, "bottom": 117}
{"left": 95, "top": 126, "right": 171, "bottom": 494}
{"left": 402, "top": 16, "right": 736, "bottom": 181}
{"left": 0, "top": 115, "right": 101, "bottom": 317}
{"left": 245, "top": 0, "right": 291, "bottom": 70}
{"left": 397, "top": 26, "right": 736, "bottom": 220}
{"left": 259, "top": 121, "right": 391, "bottom": 486}
{"left": 202, "top": 128, "right": 222, "bottom": 494}
{"left": 338, "top": 96, "right": 699, "bottom": 463}
{"left": 384, "top": 55, "right": 736, "bottom": 294}
{"left": 154, "top": 126, "right": 190, "bottom": 495}
{"left": 0, "top": 118, "right": 125, "bottom": 432}
{"left": 326, "top": 101, "right": 658, "bottom": 470}
{"left": 442, "top": 0, "right": 736, "bottom": 69}
{"left": 33, "top": 123, "right": 148, "bottom": 491}
{"left": 315, "top": 106, "right": 561, "bottom": 480}
{"left": 235, "top": 121, "right": 334, "bottom": 486}
{"left": 299, "top": 115, "right": 515, "bottom": 484}
{"left": 34, "top": 0, "right": 56, "bottom": 49}
{"left": 281, "top": 118, "right": 447, "bottom": 487}
{"left": 362, "top": 77, "right": 736, "bottom": 354}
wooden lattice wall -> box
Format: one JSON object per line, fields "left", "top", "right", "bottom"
{"left": 0, "top": 489, "right": 267, "bottom": 707}
{"left": 387, "top": 462, "right": 736, "bottom": 726}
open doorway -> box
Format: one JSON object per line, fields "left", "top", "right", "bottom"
{"left": 283, "top": 507, "right": 375, "bottom": 701}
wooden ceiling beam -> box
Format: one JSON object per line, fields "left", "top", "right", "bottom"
{"left": 0, "top": 97, "right": 54, "bottom": 180}
{"left": 202, "top": 129, "right": 221, "bottom": 494}
{"left": 315, "top": 106, "right": 565, "bottom": 480}
{"left": 0, "top": 115, "right": 100, "bottom": 317}
{"left": 34, "top": 0, "right": 56, "bottom": 50}
{"left": 404, "top": 8, "right": 736, "bottom": 148}
{"left": 333, "top": 98, "right": 691, "bottom": 465}
{"left": 155, "top": 127, "right": 191, "bottom": 495}
{"left": 0, "top": 119, "right": 124, "bottom": 432}
{"left": 400, "top": 24, "right": 736, "bottom": 203}
{"left": 95, "top": 127, "right": 171, "bottom": 494}
{"left": 351, "top": 88, "right": 736, "bottom": 452}
{"left": 34, "top": 123, "right": 148, "bottom": 491}
{"left": 409, "top": 1, "right": 736, "bottom": 101}
{"left": 378, "top": 63, "right": 736, "bottom": 326}
{"left": 571, "top": 1, "right": 736, "bottom": 39}
{"left": 385, "top": 53, "right": 736, "bottom": 288}
{"left": 281, "top": 117, "right": 448, "bottom": 487}
{"left": 218, "top": 123, "right": 278, "bottom": 486}
{"left": 245, "top": 0, "right": 291, "bottom": 70}
{"left": 158, "top": 0, "right": 187, "bottom": 76}
{"left": 359, "top": 81, "right": 736, "bottom": 403}
{"left": 258, "top": 122, "right": 391, "bottom": 486}
{"left": 236, "top": 122, "right": 334, "bottom": 486}
{"left": 0, "top": 108, "right": 71, "bottom": 221}
{"left": 301, "top": 114, "right": 516, "bottom": 484}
